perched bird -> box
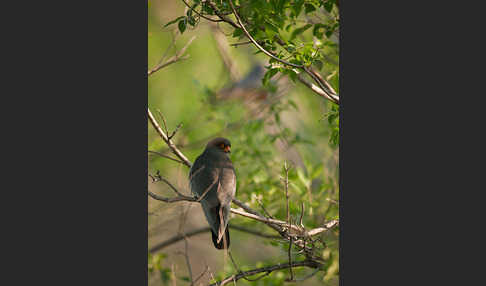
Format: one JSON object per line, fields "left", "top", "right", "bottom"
{"left": 189, "top": 138, "right": 236, "bottom": 249}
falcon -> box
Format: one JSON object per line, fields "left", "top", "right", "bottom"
{"left": 189, "top": 137, "right": 236, "bottom": 249}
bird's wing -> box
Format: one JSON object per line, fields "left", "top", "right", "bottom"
{"left": 189, "top": 155, "right": 217, "bottom": 200}
{"left": 217, "top": 164, "right": 236, "bottom": 206}
{"left": 216, "top": 164, "right": 236, "bottom": 243}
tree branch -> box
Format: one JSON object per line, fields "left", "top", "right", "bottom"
{"left": 205, "top": 1, "right": 241, "bottom": 29}
{"left": 227, "top": 0, "right": 302, "bottom": 69}
{"left": 147, "top": 186, "right": 338, "bottom": 239}
{"left": 180, "top": 0, "right": 223, "bottom": 23}
{"left": 149, "top": 225, "right": 280, "bottom": 253}
{"left": 148, "top": 150, "right": 184, "bottom": 164}
{"left": 148, "top": 111, "right": 339, "bottom": 262}
{"left": 147, "top": 108, "right": 192, "bottom": 167}
{"left": 297, "top": 73, "right": 339, "bottom": 103}
{"left": 148, "top": 36, "right": 196, "bottom": 76}
{"left": 209, "top": 260, "right": 322, "bottom": 286}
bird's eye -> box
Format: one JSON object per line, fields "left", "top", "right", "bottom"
{"left": 219, "top": 143, "right": 225, "bottom": 149}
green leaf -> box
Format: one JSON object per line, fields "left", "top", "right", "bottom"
{"left": 264, "top": 22, "right": 279, "bottom": 38}
{"left": 313, "top": 23, "right": 326, "bottom": 39}
{"left": 163, "top": 16, "right": 185, "bottom": 28}
{"left": 187, "top": 15, "right": 196, "bottom": 26}
{"left": 288, "top": 99, "right": 298, "bottom": 110}
{"left": 305, "top": 3, "right": 316, "bottom": 13}
{"left": 262, "top": 68, "right": 279, "bottom": 86}
{"left": 232, "top": 28, "right": 243, "bottom": 38}
{"left": 311, "top": 164, "right": 324, "bottom": 179}
{"left": 292, "top": 0, "right": 305, "bottom": 17}
{"left": 290, "top": 24, "right": 312, "bottom": 40}
{"left": 201, "top": 2, "right": 214, "bottom": 15}
{"left": 324, "top": 0, "right": 334, "bottom": 13}
{"left": 178, "top": 18, "right": 187, "bottom": 34}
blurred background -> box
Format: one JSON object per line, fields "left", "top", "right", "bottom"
{"left": 148, "top": 1, "right": 339, "bottom": 285}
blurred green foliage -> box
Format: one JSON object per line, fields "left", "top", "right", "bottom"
{"left": 149, "top": 0, "right": 339, "bottom": 285}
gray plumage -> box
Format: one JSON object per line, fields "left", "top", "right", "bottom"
{"left": 189, "top": 138, "right": 236, "bottom": 249}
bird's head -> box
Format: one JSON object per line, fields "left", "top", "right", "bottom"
{"left": 206, "top": 137, "right": 231, "bottom": 154}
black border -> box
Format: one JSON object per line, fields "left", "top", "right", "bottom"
{"left": 4, "top": 0, "right": 483, "bottom": 284}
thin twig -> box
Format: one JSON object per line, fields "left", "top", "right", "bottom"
{"left": 183, "top": 238, "right": 194, "bottom": 286}
{"left": 147, "top": 55, "right": 190, "bottom": 76}
{"left": 283, "top": 162, "right": 293, "bottom": 280}
{"left": 148, "top": 150, "right": 184, "bottom": 164}
{"left": 256, "top": 198, "right": 274, "bottom": 219}
{"left": 193, "top": 265, "right": 209, "bottom": 285}
{"left": 299, "top": 202, "right": 305, "bottom": 228}
{"left": 168, "top": 123, "right": 183, "bottom": 140}
{"left": 148, "top": 190, "right": 195, "bottom": 203}
{"left": 230, "top": 41, "right": 252, "bottom": 47}
{"left": 171, "top": 263, "right": 177, "bottom": 286}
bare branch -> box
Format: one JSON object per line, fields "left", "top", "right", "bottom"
{"left": 147, "top": 55, "right": 189, "bottom": 76}
{"left": 229, "top": 208, "right": 302, "bottom": 234}
{"left": 168, "top": 122, "right": 183, "bottom": 140}
{"left": 171, "top": 263, "right": 177, "bottom": 286}
{"left": 297, "top": 73, "right": 339, "bottom": 104}
{"left": 209, "top": 260, "right": 322, "bottom": 286}
{"left": 193, "top": 265, "right": 209, "bottom": 285}
{"left": 148, "top": 175, "right": 339, "bottom": 238}
{"left": 282, "top": 161, "right": 293, "bottom": 281}
{"left": 256, "top": 198, "right": 274, "bottom": 219}
{"left": 148, "top": 150, "right": 184, "bottom": 164}
{"left": 149, "top": 225, "right": 280, "bottom": 253}
{"left": 148, "top": 36, "right": 196, "bottom": 76}
{"left": 183, "top": 238, "right": 194, "bottom": 286}
{"left": 147, "top": 108, "right": 192, "bottom": 167}
{"left": 230, "top": 41, "right": 252, "bottom": 47}
{"left": 148, "top": 190, "right": 196, "bottom": 203}
{"left": 299, "top": 202, "right": 305, "bottom": 228}
{"left": 303, "top": 66, "right": 339, "bottom": 104}
{"left": 306, "top": 219, "right": 339, "bottom": 236}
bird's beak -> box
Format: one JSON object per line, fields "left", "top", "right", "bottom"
{"left": 224, "top": 145, "right": 231, "bottom": 153}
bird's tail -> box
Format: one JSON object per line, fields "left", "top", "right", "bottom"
{"left": 211, "top": 227, "right": 230, "bottom": 249}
